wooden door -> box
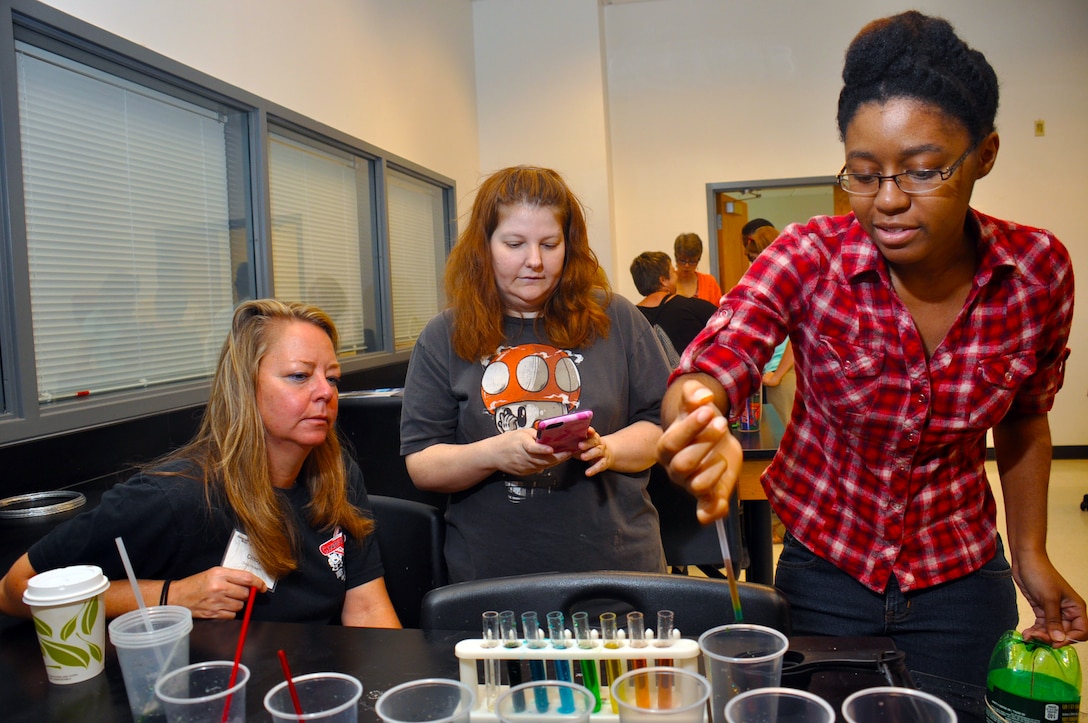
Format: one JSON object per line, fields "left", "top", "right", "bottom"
{"left": 716, "top": 193, "right": 749, "bottom": 292}
{"left": 833, "top": 185, "right": 852, "bottom": 216}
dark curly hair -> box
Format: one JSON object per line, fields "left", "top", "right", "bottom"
{"left": 837, "top": 11, "right": 999, "bottom": 144}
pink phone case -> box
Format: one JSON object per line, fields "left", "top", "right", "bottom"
{"left": 534, "top": 410, "right": 594, "bottom": 452}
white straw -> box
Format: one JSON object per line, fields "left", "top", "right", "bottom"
{"left": 114, "top": 536, "right": 154, "bottom": 633}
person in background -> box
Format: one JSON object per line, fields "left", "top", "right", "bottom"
{"left": 742, "top": 223, "right": 797, "bottom": 428}
{"left": 629, "top": 251, "right": 717, "bottom": 362}
{"left": 400, "top": 165, "right": 670, "bottom": 583}
{"left": 673, "top": 232, "right": 723, "bottom": 304}
{"left": 0, "top": 299, "right": 401, "bottom": 627}
{"left": 657, "top": 9, "right": 1084, "bottom": 707}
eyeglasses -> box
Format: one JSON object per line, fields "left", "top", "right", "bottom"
{"left": 837, "top": 145, "right": 976, "bottom": 196}
{"left": 675, "top": 256, "right": 700, "bottom": 266}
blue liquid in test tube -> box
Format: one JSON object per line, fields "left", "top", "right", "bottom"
{"left": 521, "top": 611, "right": 549, "bottom": 713}
{"left": 547, "top": 611, "right": 576, "bottom": 713}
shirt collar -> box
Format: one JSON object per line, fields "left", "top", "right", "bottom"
{"left": 840, "top": 209, "right": 1020, "bottom": 287}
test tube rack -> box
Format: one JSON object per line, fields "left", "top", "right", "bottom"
{"left": 454, "top": 632, "right": 702, "bottom": 722}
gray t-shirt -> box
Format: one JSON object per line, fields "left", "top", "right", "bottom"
{"left": 401, "top": 295, "right": 670, "bottom": 582}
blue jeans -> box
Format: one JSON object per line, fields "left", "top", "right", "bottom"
{"left": 775, "top": 531, "right": 1017, "bottom": 707}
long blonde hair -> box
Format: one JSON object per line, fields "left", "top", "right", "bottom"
{"left": 445, "top": 166, "right": 611, "bottom": 361}
{"left": 156, "top": 299, "right": 372, "bottom": 578}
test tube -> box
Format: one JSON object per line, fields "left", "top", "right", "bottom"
{"left": 600, "top": 611, "right": 625, "bottom": 713}
{"left": 521, "top": 611, "right": 549, "bottom": 712}
{"left": 500, "top": 610, "right": 525, "bottom": 712}
{"left": 655, "top": 610, "right": 675, "bottom": 707}
{"left": 547, "top": 611, "right": 576, "bottom": 713}
{"left": 572, "top": 611, "right": 602, "bottom": 712}
{"left": 627, "top": 611, "right": 650, "bottom": 707}
{"left": 482, "top": 611, "right": 501, "bottom": 710}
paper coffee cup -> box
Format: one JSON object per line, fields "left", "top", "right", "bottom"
{"left": 23, "top": 564, "right": 110, "bottom": 685}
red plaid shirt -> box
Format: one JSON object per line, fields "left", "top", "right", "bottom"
{"left": 677, "top": 211, "right": 1073, "bottom": 592}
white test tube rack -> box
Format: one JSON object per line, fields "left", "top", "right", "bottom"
{"left": 454, "top": 627, "right": 702, "bottom": 722}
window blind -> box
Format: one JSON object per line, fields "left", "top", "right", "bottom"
{"left": 387, "top": 170, "right": 444, "bottom": 350}
{"left": 268, "top": 134, "right": 368, "bottom": 355}
{"left": 16, "top": 43, "right": 234, "bottom": 403}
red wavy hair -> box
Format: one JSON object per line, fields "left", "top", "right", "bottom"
{"left": 445, "top": 166, "right": 611, "bottom": 360}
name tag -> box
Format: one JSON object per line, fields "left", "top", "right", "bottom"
{"left": 222, "top": 529, "right": 277, "bottom": 591}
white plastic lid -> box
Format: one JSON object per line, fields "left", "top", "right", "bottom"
{"left": 23, "top": 565, "right": 110, "bottom": 605}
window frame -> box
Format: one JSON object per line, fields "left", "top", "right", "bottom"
{"left": 0, "top": 0, "right": 454, "bottom": 446}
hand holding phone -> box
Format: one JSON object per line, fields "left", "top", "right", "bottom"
{"left": 534, "top": 410, "right": 594, "bottom": 453}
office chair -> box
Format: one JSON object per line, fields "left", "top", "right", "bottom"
{"left": 337, "top": 392, "right": 448, "bottom": 509}
{"left": 420, "top": 570, "right": 790, "bottom": 637}
{"left": 369, "top": 494, "right": 448, "bottom": 628}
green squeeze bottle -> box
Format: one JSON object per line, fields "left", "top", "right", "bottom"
{"left": 985, "top": 630, "right": 1080, "bottom": 722}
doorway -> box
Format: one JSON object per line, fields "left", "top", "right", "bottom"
{"left": 706, "top": 177, "right": 850, "bottom": 291}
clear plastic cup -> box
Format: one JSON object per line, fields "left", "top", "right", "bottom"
{"left": 698, "top": 623, "right": 790, "bottom": 723}
{"left": 611, "top": 666, "right": 711, "bottom": 723}
{"left": 725, "top": 687, "right": 836, "bottom": 722}
{"left": 375, "top": 678, "right": 476, "bottom": 723}
{"left": 841, "top": 686, "right": 957, "bottom": 722}
{"left": 265, "top": 671, "right": 363, "bottom": 722}
{"left": 495, "top": 680, "right": 596, "bottom": 722}
{"left": 154, "top": 660, "right": 249, "bottom": 723}
{"left": 109, "top": 605, "right": 193, "bottom": 722}
{"left": 22, "top": 564, "right": 110, "bottom": 685}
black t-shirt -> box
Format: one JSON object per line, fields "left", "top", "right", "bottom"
{"left": 638, "top": 294, "right": 717, "bottom": 356}
{"left": 28, "top": 458, "right": 383, "bottom": 624}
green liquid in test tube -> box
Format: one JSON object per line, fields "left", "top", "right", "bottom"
{"left": 572, "top": 611, "right": 602, "bottom": 712}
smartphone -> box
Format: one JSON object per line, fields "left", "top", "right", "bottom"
{"left": 534, "top": 410, "right": 594, "bottom": 453}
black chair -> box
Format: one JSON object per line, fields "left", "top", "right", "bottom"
{"left": 337, "top": 392, "right": 448, "bottom": 509}
{"left": 420, "top": 570, "right": 790, "bottom": 637}
{"left": 369, "top": 494, "right": 447, "bottom": 628}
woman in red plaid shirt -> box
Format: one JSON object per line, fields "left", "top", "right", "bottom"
{"left": 658, "top": 10, "right": 1085, "bottom": 710}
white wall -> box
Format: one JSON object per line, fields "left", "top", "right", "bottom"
{"left": 472, "top": 0, "right": 616, "bottom": 276}
{"left": 33, "top": 0, "right": 1088, "bottom": 445}
{"left": 474, "top": 0, "right": 1087, "bottom": 444}
{"left": 39, "top": 0, "right": 482, "bottom": 216}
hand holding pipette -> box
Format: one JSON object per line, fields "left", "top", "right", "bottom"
{"left": 657, "top": 378, "right": 744, "bottom": 523}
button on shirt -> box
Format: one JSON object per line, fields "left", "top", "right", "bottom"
{"left": 676, "top": 211, "right": 1073, "bottom": 592}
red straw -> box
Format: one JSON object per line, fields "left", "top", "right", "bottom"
{"left": 277, "top": 649, "right": 305, "bottom": 719}
{"left": 221, "top": 586, "right": 257, "bottom": 723}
